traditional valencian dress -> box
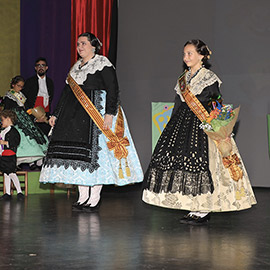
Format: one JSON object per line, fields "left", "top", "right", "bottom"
{"left": 39, "top": 55, "right": 143, "bottom": 186}
{"left": 143, "top": 67, "right": 256, "bottom": 212}
{"left": 3, "top": 90, "right": 48, "bottom": 164}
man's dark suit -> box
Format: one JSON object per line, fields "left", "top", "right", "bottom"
{"left": 22, "top": 75, "right": 54, "bottom": 112}
{"left": 22, "top": 75, "right": 54, "bottom": 136}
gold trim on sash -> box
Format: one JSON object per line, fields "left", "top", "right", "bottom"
{"left": 67, "top": 74, "right": 130, "bottom": 178}
{"left": 178, "top": 72, "right": 209, "bottom": 122}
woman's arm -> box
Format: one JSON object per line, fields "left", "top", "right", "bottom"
{"left": 101, "top": 66, "right": 119, "bottom": 116}
{"left": 51, "top": 84, "right": 70, "bottom": 119}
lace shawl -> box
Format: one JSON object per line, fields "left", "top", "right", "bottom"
{"left": 5, "top": 90, "right": 26, "bottom": 107}
{"left": 68, "top": 54, "right": 113, "bottom": 84}
{"left": 174, "top": 68, "right": 222, "bottom": 102}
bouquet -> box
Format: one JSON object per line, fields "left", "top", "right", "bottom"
{"left": 199, "top": 100, "right": 243, "bottom": 181}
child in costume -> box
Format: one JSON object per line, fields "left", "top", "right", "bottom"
{"left": 143, "top": 39, "right": 256, "bottom": 225}
{"left": 0, "top": 110, "right": 24, "bottom": 200}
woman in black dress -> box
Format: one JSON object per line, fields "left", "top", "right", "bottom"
{"left": 39, "top": 32, "right": 143, "bottom": 212}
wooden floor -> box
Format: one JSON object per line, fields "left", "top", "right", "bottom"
{"left": 0, "top": 184, "right": 269, "bottom": 270}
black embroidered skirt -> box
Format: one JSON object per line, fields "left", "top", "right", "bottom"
{"left": 143, "top": 103, "right": 214, "bottom": 196}
{"left": 43, "top": 89, "right": 102, "bottom": 173}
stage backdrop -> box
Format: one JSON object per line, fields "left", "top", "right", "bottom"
{"left": 117, "top": 0, "right": 270, "bottom": 187}
{"left": 0, "top": 0, "right": 117, "bottom": 110}
{"left": 152, "top": 102, "right": 173, "bottom": 151}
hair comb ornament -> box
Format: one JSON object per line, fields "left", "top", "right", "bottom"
{"left": 206, "top": 45, "right": 212, "bottom": 59}
{"left": 96, "top": 37, "right": 103, "bottom": 47}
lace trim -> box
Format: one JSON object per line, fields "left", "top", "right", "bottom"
{"left": 44, "top": 90, "right": 103, "bottom": 172}
{"left": 5, "top": 90, "right": 26, "bottom": 107}
{"left": 68, "top": 55, "right": 113, "bottom": 85}
{"left": 175, "top": 68, "right": 222, "bottom": 102}
{"left": 145, "top": 167, "right": 214, "bottom": 196}
{"left": 13, "top": 108, "right": 48, "bottom": 145}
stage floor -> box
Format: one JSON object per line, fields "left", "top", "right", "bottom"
{"left": 0, "top": 185, "right": 269, "bottom": 270}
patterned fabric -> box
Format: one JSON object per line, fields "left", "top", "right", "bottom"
{"left": 39, "top": 91, "right": 143, "bottom": 186}
{"left": 143, "top": 138, "right": 256, "bottom": 212}
{"left": 144, "top": 103, "right": 214, "bottom": 196}
{"left": 14, "top": 108, "right": 47, "bottom": 145}
{"left": 3, "top": 94, "right": 48, "bottom": 164}
{"left": 44, "top": 90, "right": 102, "bottom": 173}
{"left": 40, "top": 55, "right": 143, "bottom": 186}
{"left": 5, "top": 90, "right": 26, "bottom": 107}
{"left": 175, "top": 68, "right": 222, "bottom": 102}
{"left": 69, "top": 55, "right": 113, "bottom": 85}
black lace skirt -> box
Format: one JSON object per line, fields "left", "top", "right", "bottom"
{"left": 143, "top": 103, "right": 214, "bottom": 196}
{"left": 14, "top": 108, "right": 47, "bottom": 145}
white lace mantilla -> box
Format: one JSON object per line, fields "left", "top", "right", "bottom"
{"left": 5, "top": 90, "right": 26, "bottom": 107}
{"left": 174, "top": 68, "right": 222, "bottom": 102}
{"left": 68, "top": 54, "right": 113, "bottom": 85}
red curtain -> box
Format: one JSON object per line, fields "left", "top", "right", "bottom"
{"left": 71, "top": 0, "right": 114, "bottom": 65}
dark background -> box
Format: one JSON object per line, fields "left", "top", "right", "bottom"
{"left": 116, "top": 0, "right": 270, "bottom": 187}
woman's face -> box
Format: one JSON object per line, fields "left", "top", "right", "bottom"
{"left": 77, "top": 36, "right": 95, "bottom": 60}
{"left": 183, "top": 44, "right": 204, "bottom": 70}
{"left": 12, "top": 81, "right": 24, "bottom": 93}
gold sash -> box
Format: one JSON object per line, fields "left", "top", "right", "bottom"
{"left": 67, "top": 74, "right": 130, "bottom": 178}
{"left": 178, "top": 71, "right": 209, "bottom": 122}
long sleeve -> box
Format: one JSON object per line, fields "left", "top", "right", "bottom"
{"left": 100, "top": 66, "right": 119, "bottom": 115}
{"left": 197, "top": 81, "right": 222, "bottom": 112}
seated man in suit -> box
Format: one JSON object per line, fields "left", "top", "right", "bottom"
{"left": 22, "top": 57, "right": 54, "bottom": 170}
{"left": 23, "top": 57, "right": 54, "bottom": 136}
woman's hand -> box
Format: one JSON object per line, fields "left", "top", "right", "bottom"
{"left": 103, "top": 114, "right": 113, "bottom": 130}
{"left": 0, "top": 140, "right": 8, "bottom": 145}
{"left": 49, "top": 116, "right": 57, "bottom": 127}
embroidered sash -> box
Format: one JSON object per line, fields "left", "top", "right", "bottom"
{"left": 67, "top": 74, "right": 130, "bottom": 178}
{"left": 178, "top": 71, "right": 209, "bottom": 122}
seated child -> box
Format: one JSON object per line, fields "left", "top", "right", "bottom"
{"left": 0, "top": 110, "right": 24, "bottom": 200}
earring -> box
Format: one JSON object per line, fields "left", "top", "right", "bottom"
{"left": 92, "top": 48, "right": 95, "bottom": 53}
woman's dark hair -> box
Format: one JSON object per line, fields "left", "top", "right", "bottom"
{"left": 184, "top": 39, "right": 212, "bottom": 68}
{"left": 78, "top": 32, "right": 102, "bottom": 53}
{"left": 10, "top": 75, "right": 25, "bottom": 89}
{"left": 0, "top": 110, "right": 17, "bottom": 125}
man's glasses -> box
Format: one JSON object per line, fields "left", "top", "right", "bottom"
{"left": 35, "top": 64, "right": 46, "bottom": 67}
